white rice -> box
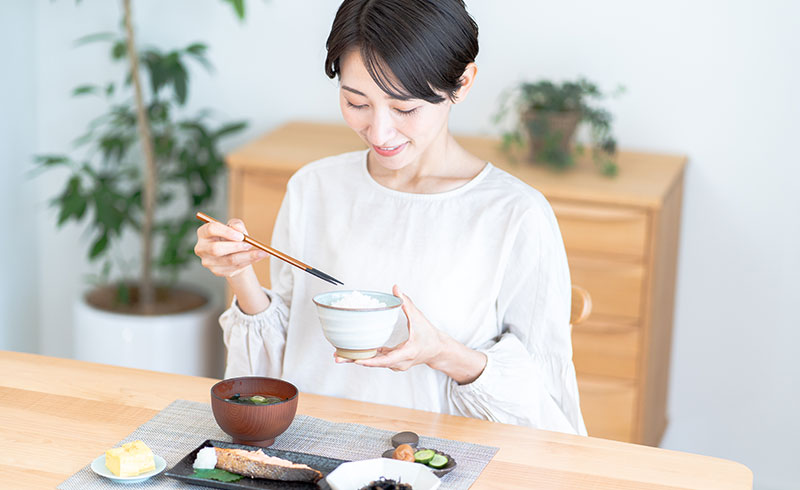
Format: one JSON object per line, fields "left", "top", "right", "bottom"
{"left": 330, "top": 290, "right": 387, "bottom": 309}
{"left": 193, "top": 446, "right": 217, "bottom": 470}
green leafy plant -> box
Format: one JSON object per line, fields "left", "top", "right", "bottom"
{"left": 494, "top": 78, "right": 623, "bottom": 176}
{"left": 34, "top": 0, "right": 249, "bottom": 312}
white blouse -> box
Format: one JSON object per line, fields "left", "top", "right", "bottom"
{"left": 220, "top": 150, "right": 587, "bottom": 436}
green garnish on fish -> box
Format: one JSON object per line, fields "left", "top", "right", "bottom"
{"left": 193, "top": 468, "right": 244, "bottom": 482}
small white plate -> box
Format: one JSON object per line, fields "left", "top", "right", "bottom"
{"left": 90, "top": 454, "right": 167, "bottom": 483}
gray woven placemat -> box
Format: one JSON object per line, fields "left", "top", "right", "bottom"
{"left": 58, "top": 399, "right": 498, "bottom": 490}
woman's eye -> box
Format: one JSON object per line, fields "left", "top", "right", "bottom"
{"left": 394, "top": 107, "right": 419, "bottom": 116}
{"left": 347, "top": 101, "right": 367, "bottom": 110}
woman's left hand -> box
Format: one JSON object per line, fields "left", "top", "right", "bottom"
{"left": 334, "top": 285, "right": 444, "bottom": 371}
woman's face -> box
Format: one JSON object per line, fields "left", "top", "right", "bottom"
{"left": 338, "top": 49, "right": 452, "bottom": 171}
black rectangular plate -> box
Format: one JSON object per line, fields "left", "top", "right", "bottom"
{"left": 164, "top": 439, "right": 348, "bottom": 490}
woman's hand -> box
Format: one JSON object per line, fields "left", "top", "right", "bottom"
{"left": 335, "top": 285, "right": 488, "bottom": 384}
{"left": 343, "top": 285, "right": 445, "bottom": 371}
{"left": 194, "top": 218, "right": 267, "bottom": 278}
{"left": 195, "top": 218, "right": 270, "bottom": 315}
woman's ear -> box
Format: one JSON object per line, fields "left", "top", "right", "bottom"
{"left": 453, "top": 62, "right": 478, "bottom": 104}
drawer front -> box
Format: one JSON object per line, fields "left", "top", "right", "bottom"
{"left": 572, "top": 321, "right": 640, "bottom": 379}
{"left": 578, "top": 376, "right": 637, "bottom": 442}
{"left": 551, "top": 200, "right": 649, "bottom": 259}
{"left": 569, "top": 256, "right": 646, "bottom": 320}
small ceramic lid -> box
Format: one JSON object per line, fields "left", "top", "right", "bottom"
{"left": 391, "top": 431, "right": 420, "bottom": 448}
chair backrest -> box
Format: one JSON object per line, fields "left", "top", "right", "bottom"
{"left": 570, "top": 285, "right": 592, "bottom": 326}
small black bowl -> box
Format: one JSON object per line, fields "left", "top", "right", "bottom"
{"left": 381, "top": 447, "right": 457, "bottom": 478}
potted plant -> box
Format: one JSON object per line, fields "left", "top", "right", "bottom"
{"left": 494, "top": 78, "right": 623, "bottom": 176}
{"left": 33, "top": 0, "right": 249, "bottom": 376}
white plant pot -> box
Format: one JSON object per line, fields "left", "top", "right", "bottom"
{"left": 73, "top": 294, "right": 223, "bottom": 377}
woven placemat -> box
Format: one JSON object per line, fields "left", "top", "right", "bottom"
{"left": 58, "top": 399, "right": 498, "bottom": 490}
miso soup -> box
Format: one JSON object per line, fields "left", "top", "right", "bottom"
{"left": 226, "top": 393, "right": 285, "bottom": 406}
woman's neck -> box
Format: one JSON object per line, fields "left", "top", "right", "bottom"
{"left": 367, "top": 130, "right": 485, "bottom": 194}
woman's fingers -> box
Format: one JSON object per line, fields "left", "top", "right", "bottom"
{"left": 204, "top": 240, "right": 250, "bottom": 256}
{"left": 333, "top": 352, "right": 355, "bottom": 364}
{"left": 195, "top": 236, "right": 253, "bottom": 260}
{"left": 200, "top": 250, "right": 267, "bottom": 277}
{"left": 197, "top": 221, "right": 245, "bottom": 242}
{"left": 226, "top": 218, "right": 248, "bottom": 235}
{"left": 356, "top": 344, "right": 413, "bottom": 370}
{"left": 334, "top": 286, "right": 440, "bottom": 372}
{"left": 195, "top": 217, "right": 261, "bottom": 277}
{"left": 392, "top": 284, "right": 419, "bottom": 323}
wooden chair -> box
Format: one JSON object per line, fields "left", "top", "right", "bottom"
{"left": 570, "top": 285, "right": 592, "bottom": 326}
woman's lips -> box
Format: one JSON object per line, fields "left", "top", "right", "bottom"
{"left": 372, "top": 142, "right": 408, "bottom": 157}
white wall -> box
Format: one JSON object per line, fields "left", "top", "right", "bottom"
{"left": 24, "top": 1, "right": 800, "bottom": 488}
{"left": 0, "top": 2, "right": 39, "bottom": 353}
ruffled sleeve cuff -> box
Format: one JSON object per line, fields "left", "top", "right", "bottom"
{"left": 221, "top": 289, "right": 288, "bottom": 333}
{"left": 218, "top": 288, "right": 289, "bottom": 378}
{"left": 447, "top": 333, "right": 586, "bottom": 435}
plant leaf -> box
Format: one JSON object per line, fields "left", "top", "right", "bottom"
{"left": 185, "top": 43, "right": 207, "bottom": 56}
{"left": 55, "top": 175, "right": 88, "bottom": 225}
{"left": 35, "top": 155, "right": 70, "bottom": 167}
{"left": 214, "top": 121, "right": 248, "bottom": 138}
{"left": 112, "top": 40, "right": 127, "bottom": 60}
{"left": 72, "top": 85, "right": 99, "bottom": 96}
{"left": 89, "top": 233, "right": 109, "bottom": 260}
{"left": 171, "top": 58, "right": 189, "bottom": 104}
{"left": 73, "top": 31, "right": 116, "bottom": 47}
{"left": 220, "top": 0, "right": 245, "bottom": 21}
{"left": 184, "top": 43, "right": 214, "bottom": 73}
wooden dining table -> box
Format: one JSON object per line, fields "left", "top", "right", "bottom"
{"left": 1, "top": 351, "right": 751, "bottom": 489}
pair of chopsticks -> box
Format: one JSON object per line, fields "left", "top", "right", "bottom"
{"left": 195, "top": 212, "right": 344, "bottom": 286}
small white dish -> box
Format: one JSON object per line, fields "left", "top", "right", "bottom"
{"left": 326, "top": 458, "right": 441, "bottom": 490}
{"left": 90, "top": 454, "right": 167, "bottom": 483}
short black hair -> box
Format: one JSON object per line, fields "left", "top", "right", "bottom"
{"left": 325, "top": 0, "right": 479, "bottom": 104}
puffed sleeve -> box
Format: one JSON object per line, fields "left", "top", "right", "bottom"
{"left": 447, "top": 198, "right": 587, "bottom": 435}
{"left": 219, "top": 289, "right": 289, "bottom": 378}
{"left": 218, "top": 179, "right": 296, "bottom": 379}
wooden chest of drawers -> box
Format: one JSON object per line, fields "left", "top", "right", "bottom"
{"left": 227, "top": 121, "right": 686, "bottom": 445}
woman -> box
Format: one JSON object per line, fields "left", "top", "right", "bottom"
{"left": 195, "top": 0, "right": 586, "bottom": 435}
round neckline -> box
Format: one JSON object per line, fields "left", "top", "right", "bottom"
{"left": 358, "top": 149, "right": 493, "bottom": 201}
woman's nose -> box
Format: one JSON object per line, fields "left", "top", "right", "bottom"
{"left": 367, "top": 109, "right": 396, "bottom": 145}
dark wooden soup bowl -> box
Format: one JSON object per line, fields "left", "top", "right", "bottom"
{"left": 210, "top": 376, "right": 299, "bottom": 447}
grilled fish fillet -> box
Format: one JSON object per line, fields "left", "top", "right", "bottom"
{"left": 214, "top": 447, "right": 323, "bottom": 483}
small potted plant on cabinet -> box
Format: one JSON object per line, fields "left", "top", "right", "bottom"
{"left": 33, "top": 0, "right": 249, "bottom": 376}
{"left": 494, "top": 78, "right": 622, "bottom": 176}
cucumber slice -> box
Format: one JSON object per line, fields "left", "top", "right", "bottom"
{"left": 428, "top": 453, "right": 448, "bottom": 469}
{"left": 414, "top": 449, "right": 435, "bottom": 464}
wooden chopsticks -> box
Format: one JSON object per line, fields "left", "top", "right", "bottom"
{"left": 195, "top": 212, "right": 344, "bottom": 286}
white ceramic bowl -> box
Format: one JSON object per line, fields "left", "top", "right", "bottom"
{"left": 312, "top": 290, "right": 402, "bottom": 360}
{"left": 326, "top": 458, "right": 441, "bottom": 490}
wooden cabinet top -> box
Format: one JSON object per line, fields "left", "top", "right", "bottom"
{"left": 227, "top": 121, "right": 687, "bottom": 209}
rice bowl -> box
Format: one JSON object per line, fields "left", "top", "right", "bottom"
{"left": 312, "top": 290, "right": 402, "bottom": 360}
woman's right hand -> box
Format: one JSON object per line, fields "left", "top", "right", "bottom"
{"left": 194, "top": 218, "right": 268, "bottom": 278}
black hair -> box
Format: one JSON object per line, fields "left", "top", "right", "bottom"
{"left": 325, "top": 0, "right": 479, "bottom": 104}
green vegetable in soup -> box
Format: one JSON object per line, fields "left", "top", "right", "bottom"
{"left": 225, "top": 393, "right": 284, "bottom": 405}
